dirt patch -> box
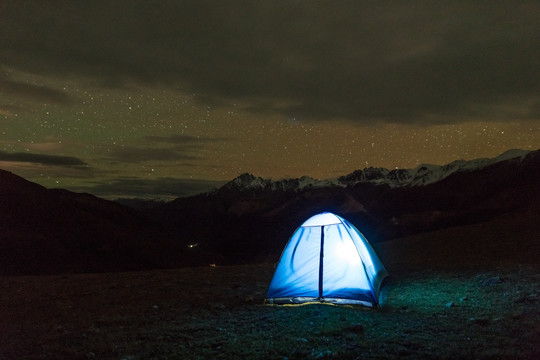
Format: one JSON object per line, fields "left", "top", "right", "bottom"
{"left": 1, "top": 263, "right": 538, "bottom": 359}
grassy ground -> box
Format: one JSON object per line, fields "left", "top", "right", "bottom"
{"left": 1, "top": 212, "right": 539, "bottom": 359}
{"left": 1, "top": 263, "right": 538, "bottom": 359}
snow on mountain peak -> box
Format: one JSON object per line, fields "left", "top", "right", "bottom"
{"left": 494, "top": 149, "right": 530, "bottom": 162}
{"left": 229, "top": 173, "right": 267, "bottom": 189}
{"left": 222, "top": 149, "right": 532, "bottom": 192}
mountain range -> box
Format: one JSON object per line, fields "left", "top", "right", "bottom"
{"left": 213, "top": 149, "right": 532, "bottom": 191}
{"left": 1, "top": 149, "right": 539, "bottom": 275}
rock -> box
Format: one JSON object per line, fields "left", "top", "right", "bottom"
{"left": 211, "top": 303, "right": 226, "bottom": 310}
{"left": 469, "top": 317, "right": 490, "bottom": 326}
{"left": 347, "top": 324, "right": 365, "bottom": 334}
{"left": 515, "top": 293, "right": 537, "bottom": 304}
{"left": 480, "top": 276, "right": 501, "bottom": 286}
{"left": 312, "top": 350, "right": 332, "bottom": 358}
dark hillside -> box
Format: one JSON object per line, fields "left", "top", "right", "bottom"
{"left": 144, "top": 150, "right": 540, "bottom": 265}
{"left": 1, "top": 150, "right": 538, "bottom": 275}
{"left": 0, "top": 170, "right": 187, "bottom": 275}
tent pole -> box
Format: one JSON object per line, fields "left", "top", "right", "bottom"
{"left": 318, "top": 225, "right": 324, "bottom": 300}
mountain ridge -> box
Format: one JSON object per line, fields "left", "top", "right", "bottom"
{"left": 156, "top": 148, "right": 539, "bottom": 266}
{"left": 219, "top": 149, "right": 532, "bottom": 193}
{"left": 1, "top": 148, "right": 538, "bottom": 275}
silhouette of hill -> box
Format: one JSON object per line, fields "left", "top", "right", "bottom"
{"left": 1, "top": 149, "right": 539, "bottom": 275}
{"left": 147, "top": 149, "right": 540, "bottom": 265}
{"left": 0, "top": 170, "right": 187, "bottom": 275}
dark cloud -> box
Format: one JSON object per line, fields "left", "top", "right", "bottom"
{"left": 144, "top": 134, "right": 227, "bottom": 145}
{"left": 75, "top": 177, "right": 225, "bottom": 199}
{"left": 1, "top": 1, "right": 538, "bottom": 123}
{"left": 0, "top": 104, "right": 22, "bottom": 116}
{"left": 0, "top": 151, "right": 87, "bottom": 166}
{"left": 110, "top": 146, "right": 200, "bottom": 163}
{"left": 0, "top": 76, "right": 73, "bottom": 105}
{"left": 109, "top": 134, "right": 225, "bottom": 163}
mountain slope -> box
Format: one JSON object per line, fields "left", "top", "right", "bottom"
{"left": 0, "top": 170, "right": 187, "bottom": 275}
{"left": 152, "top": 149, "right": 540, "bottom": 264}
{"left": 1, "top": 149, "right": 538, "bottom": 275}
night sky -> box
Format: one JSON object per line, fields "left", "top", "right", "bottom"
{"left": 1, "top": 1, "right": 539, "bottom": 199}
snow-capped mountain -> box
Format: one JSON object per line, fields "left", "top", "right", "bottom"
{"left": 219, "top": 173, "right": 343, "bottom": 193}
{"left": 222, "top": 149, "right": 532, "bottom": 192}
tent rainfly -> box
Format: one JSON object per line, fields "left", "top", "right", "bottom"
{"left": 265, "top": 212, "right": 387, "bottom": 307}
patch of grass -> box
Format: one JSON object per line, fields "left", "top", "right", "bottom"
{"left": 1, "top": 264, "right": 539, "bottom": 359}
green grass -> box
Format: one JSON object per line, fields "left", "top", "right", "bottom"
{"left": 1, "top": 264, "right": 538, "bottom": 359}
{"left": 2, "top": 212, "right": 539, "bottom": 359}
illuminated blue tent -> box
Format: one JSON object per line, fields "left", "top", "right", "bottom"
{"left": 266, "top": 212, "right": 387, "bottom": 307}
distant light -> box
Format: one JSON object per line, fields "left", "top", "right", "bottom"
{"left": 187, "top": 243, "right": 198, "bottom": 248}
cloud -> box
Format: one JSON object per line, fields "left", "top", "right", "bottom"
{"left": 0, "top": 151, "right": 87, "bottom": 166}
{"left": 74, "top": 177, "right": 226, "bottom": 199}
{"left": 110, "top": 146, "right": 199, "bottom": 163}
{"left": 109, "top": 134, "right": 225, "bottom": 163}
{"left": 0, "top": 75, "right": 73, "bottom": 105}
{"left": 1, "top": 1, "right": 539, "bottom": 124}
{"left": 0, "top": 104, "right": 23, "bottom": 117}
{"left": 144, "top": 134, "right": 226, "bottom": 145}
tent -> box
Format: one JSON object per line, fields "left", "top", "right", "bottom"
{"left": 266, "top": 212, "right": 387, "bottom": 307}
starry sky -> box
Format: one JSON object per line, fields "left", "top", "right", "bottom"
{"left": 1, "top": 1, "right": 539, "bottom": 199}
